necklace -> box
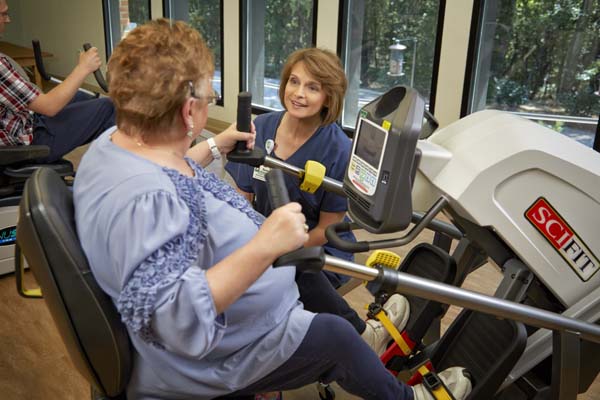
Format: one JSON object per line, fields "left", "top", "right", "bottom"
{"left": 133, "top": 139, "right": 185, "bottom": 158}
{"left": 110, "top": 130, "right": 195, "bottom": 177}
{"left": 112, "top": 130, "right": 185, "bottom": 158}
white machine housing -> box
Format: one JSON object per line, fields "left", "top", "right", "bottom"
{"left": 413, "top": 110, "right": 600, "bottom": 307}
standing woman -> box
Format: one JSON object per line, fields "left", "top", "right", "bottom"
{"left": 226, "top": 48, "right": 409, "bottom": 355}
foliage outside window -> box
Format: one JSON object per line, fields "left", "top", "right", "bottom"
{"left": 467, "top": 0, "right": 600, "bottom": 147}
{"left": 340, "top": 0, "right": 442, "bottom": 129}
{"left": 242, "top": 0, "right": 316, "bottom": 111}
{"left": 104, "top": 0, "right": 151, "bottom": 56}
{"left": 164, "top": 0, "right": 223, "bottom": 103}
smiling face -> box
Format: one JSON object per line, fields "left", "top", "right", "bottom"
{"left": 283, "top": 61, "right": 328, "bottom": 122}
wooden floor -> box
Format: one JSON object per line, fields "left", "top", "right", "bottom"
{"left": 1, "top": 151, "right": 599, "bottom": 399}
{"left": 2, "top": 260, "right": 599, "bottom": 399}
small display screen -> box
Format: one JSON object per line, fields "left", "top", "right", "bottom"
{"left": 0, "top": 226, "right": 16, "bottom": 246}
{"left": 355, "top": 119, "right": 387, "bottom": 169}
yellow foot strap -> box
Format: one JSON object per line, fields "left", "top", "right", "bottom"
{"left": 417, "top": 365, "right": 456, "bottom": 400}
{"left": 374, "top": 309, "right": 412, "bottom": 355}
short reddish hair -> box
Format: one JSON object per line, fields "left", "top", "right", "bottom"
{"left": 107, "top": 18, "right": 214, "bottom": 142}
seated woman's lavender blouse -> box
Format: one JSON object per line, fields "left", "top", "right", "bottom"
{"left": 74, "top": 128, "right": 314, "bottom": 400}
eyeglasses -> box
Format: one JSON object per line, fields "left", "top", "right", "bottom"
{"left": 188, "top": 81, "right": 220, "bottom": 106}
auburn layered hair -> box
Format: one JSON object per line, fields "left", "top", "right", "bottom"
{"left": 279, "top": 48, "right": 347, "bottom": 126}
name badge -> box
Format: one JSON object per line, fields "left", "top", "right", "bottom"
{"left": 252, "top": 165, "right": 271, "bottom": 182}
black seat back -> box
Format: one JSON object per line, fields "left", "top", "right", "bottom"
{"left": 16, "top": 167, "right": 131, "bottom": 398}
{"left": 0, "top": 145, "right": 50, "bottom": 166}
{"left": 0, "top": 145, "right": 74, "bottom": 198}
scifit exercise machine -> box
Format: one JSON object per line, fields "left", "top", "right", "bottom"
{"left": 230, "top": 85, "right": 600, "bottom": 398}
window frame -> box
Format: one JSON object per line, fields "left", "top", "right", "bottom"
{"left": 239, "top": 0, "right": 319, "bottom": 116}
{"left": 461, "top": 0, "right": 600, "bottom": 153}
{"left": 102, "top": 0, "right": 152, "bottom": 59}
{"left": 336, "top": 0, "right": 446, "bottom": 136}
{"left": 162, "top": 0, "right": 225, "bottom": 107}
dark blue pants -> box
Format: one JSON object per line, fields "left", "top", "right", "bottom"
{"left": 222, "top": 314, "right": 414, "bottom": 400}
{"left": 323, "top": 269, "right": 351, "bottom": 289}
{"left": 297, "top": 270, "right": 366, "bottom": 334}
{"left": 32, "top": 91, "right": 115, "bottom": 163}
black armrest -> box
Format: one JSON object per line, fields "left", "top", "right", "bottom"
{"left": 0, "top": 145, "right": 50, "bottom": 166}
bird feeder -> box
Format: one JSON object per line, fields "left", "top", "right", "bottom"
{"left": 388, "top": 39, "right": 407, "bottom": 77}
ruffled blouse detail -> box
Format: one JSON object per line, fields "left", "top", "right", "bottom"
{"left": 117, "top": 159, "right": 264, "bottom": 344}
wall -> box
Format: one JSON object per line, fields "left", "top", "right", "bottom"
{"left": 1, "top": 0, "right": 23, "bottom": 44}
{"left": 2, "top": 0, "right": 106, "bottom": 86}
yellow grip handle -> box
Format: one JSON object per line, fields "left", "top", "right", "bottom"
{"left": 300, "top": 160, "right": 326, "bottom": 194}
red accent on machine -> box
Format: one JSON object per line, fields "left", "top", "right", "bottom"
{"left": 526, "top": 197, "right": 599, "bottom": 281}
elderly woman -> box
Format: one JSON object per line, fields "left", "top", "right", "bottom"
{"left": 74, "top": 19, "right": 470, "bottom": 400}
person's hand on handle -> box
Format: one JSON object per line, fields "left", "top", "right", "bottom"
{"left": 204, "top": 171, "right": 302, "bottom": 313}
{"left": 78, "top": 46, "right": 102, "bottom": 75}
{"left": 29, "top": 46, "right": 101, "bottom": 116}
{"left": 206, "top": 201, "right": 307, "bottom": 313}
{"left": 251, "top": 203, "right": 309, "bottom": 261}
{"left": 214, "top": 121, "right": 256, "bottom": 154}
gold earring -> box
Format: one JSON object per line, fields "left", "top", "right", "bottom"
{"left": 187, "top": 122, "right": 194, "bottom": 138}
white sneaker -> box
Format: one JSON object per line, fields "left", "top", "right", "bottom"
{"left": 412, "top": 367, "right": 472, "bottom": 400}
{"left": 361, "top": 294, "right": 410, "bottom": 355}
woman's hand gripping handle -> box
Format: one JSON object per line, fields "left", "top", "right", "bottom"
{"left": 264, "top": 170, "right": 326, "bottom": 270}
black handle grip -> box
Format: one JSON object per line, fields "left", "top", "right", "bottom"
{"left": 236, "top": 92, "right": 252, "bottom": 152}
{"left": 265, "top": 169, "right": 290, "bottom": 209}
{"left": 266, "top": 169, "right": 325, "bottom": 271}
{"left": 226, "top": 92, "right": 265, "bottom": 164}
{"left": 31, "top": 40, "right": 51, "bottom": 81}
{"left": 272, "top": 247, "right": 326, "bottom": 272}
{"left": 325, "top": 222, "right": 370, "bottom": 253}
{"left": 83, "top": 43, "right": 109, "bottom": 93}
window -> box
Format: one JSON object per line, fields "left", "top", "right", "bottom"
{"left": 103, "top": 0, "right": 151, "bottom": 57}
{"left": 163, "top": 0, "right": 224, "bottom": 105}
{"left": 464, "top": 0, "right": 600, "bottom": 148}
{"left": 241, "top": 0, "right": 317, "bottom": 112}
{"left": 339, "top": 0, "right": 444, "bottom": 130}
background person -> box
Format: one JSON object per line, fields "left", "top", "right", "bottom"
{"left": 0, "top": 0, "right": 114, "bottom": 162}
{"left": 74, "top": 19, "right": 471, "bottom": 400}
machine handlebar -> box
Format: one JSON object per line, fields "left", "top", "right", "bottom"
{"left": 31, "top": 40, "right": 52, "bottom": 81}
{"left": 226, "top": 92, "right": 266, "bottom": 165}
{"left": 325, "top": 221, "right": 370, "bottom": 253}
{"left": 265, "top": 169, "right": 325, "bottom": 272}
{"left": 265, "top": 169, "right": 290, "bottom": 209}
{"left": 82, "top": 43, "right": 109, "bottom": 93}
{"left": 236, "top": 92, "right": 252, "bottom": 135}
